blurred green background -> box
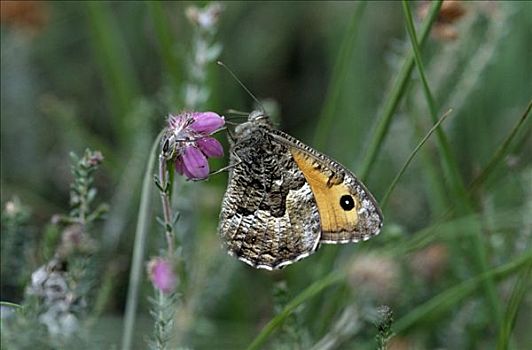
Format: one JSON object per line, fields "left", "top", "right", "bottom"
{"left": 1, "top": 1, "right": 531, "bottom": 349}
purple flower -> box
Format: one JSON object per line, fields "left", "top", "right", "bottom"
{"left": 163, "top": 111, "right": 225, "bottom": 180}
{"left": 147, "top": 257, "right": 177, "bottom": 294}
{"left": 189, "top": 111, "right": 225, "bottom": 133}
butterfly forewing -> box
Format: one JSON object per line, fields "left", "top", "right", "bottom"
{"left": 218, "top": 121, "right": 321, "bottom": 269}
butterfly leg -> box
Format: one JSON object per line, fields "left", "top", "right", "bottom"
{"left": 208, "top": 161, "right": 241, "bottom": 177}
{"left": 226, "top": 127, "right": 237, "bottom": 142}
{"left": 207, "top": 151, "right": 243, "bottom": 177}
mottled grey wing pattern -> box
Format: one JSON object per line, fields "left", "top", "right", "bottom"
{"left": 218, "top": 121, "right": 321, "bottom": 269}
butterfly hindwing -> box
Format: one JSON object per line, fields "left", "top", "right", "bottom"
{"left": 270, "top": 129, "right": 383, "bottom": 243}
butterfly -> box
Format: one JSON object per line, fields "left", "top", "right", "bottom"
{"left": 218, "top": 111, "right": 383, "bottom": 270}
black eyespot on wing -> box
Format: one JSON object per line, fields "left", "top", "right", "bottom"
{"left": 340, "top": 194, "right": 355, "bottom": 211}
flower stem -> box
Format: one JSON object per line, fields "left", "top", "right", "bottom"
{"left": 158, "top": 154, "right": 175, "bottom": 255}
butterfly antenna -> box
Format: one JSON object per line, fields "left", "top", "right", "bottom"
{"left": 224, "top": 109, "right": 250, "bottom": 124}
{"left": 226, "top": 109, "right": 249, "bottom": 116}
{"left": 217, "top": 61, "right": 266, "bottom": 114}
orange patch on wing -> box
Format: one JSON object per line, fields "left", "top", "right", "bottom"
{"left": 291, "top": 148, "right": 359, "bottom": 234}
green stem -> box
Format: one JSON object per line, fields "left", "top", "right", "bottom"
{"left": 158, "top": 154, "right": 175, "bottom": 256}
{"left": 496, "top": 261, "right": 532, "bottom": 350}
{"left": 121, "top": 131, "right": 163, "bottom": 350}
{"left": 0, "top": 301, "right": 22, "bottom": 309}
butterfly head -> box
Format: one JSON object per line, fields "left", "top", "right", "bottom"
{"left": 234, "top": 110, "right": 272, "bottom": 137}
{"left": 248, "top": 110, "right": 269, "bottom": 123}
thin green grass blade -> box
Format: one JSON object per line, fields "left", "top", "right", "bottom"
{"left": 146, "top": 2, "right": 182, "bottom": 92}
{"left": 496, "top": 261, "right": 532, "bottom": 350}
{"left": 408, "top": 110, "right": 449, "bottom": 215}
{"left": 121, "top": 131, "right": 163, "bottom": 350}
{"left": 402, "top": 1, "right": 438, "bottom": 116}
{"left": 401, "top": 0, "right": 467, "bottom": 203}
{"left": 398, "top": 100, "right": 530, "bottom": 240}
{"left": 359, "top": 0, "right": 443, "bottom": 181}
{"left": 246, "top": 272, "right": 344, "bottom": 350}
{"left": 0, "top": 301, "right": 22, "bottom": 309}
{"left": 394, "top": 251, "right": 532, "bottom": 334}
{"left": 381, "top": 109, "right": 452, "bottom": 209}
{"left": 312, "top": 1, "right": 367, "bottom": 149}
{"left": 469, "top": 100, "right": 532, "bottom": 192}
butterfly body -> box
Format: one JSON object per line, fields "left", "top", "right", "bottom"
{"left": 218, "top": 111, "right": 382, "bottom": 270}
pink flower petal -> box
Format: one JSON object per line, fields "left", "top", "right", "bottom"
{"left": 181, "top": 164, "right": 196, "bottom": 179}
{"left": 148, "top": 258, "right": 177, "bottom": 294}
{"left": 182, "top": 146, "right": 209, "bottom": 179}
{"left": 175, "top": 156, "right": 185, "bottom": 175}
{"left": 197, "top": 137, "right": 224, "bottom": 158}
{"left": 190, "top": 112, "right": 225, "bottom": 134}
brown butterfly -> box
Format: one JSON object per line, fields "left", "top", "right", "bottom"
{"left": 218, "top": 111, "right": 383, "bottom": 270}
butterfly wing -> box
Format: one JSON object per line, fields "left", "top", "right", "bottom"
{"left": 269, "top": 129, "right": 383, "bottom": 243}
{"left": 218, "top": 124, "right": 321, "bottom": 269}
